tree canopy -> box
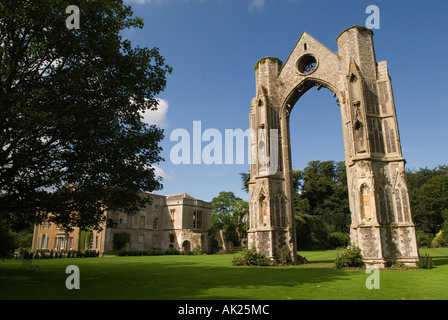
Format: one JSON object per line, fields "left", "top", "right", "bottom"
{"left": 0, "top": 0, "right": 172, "bottom": 231}
{"left": 211, "top": 191, "right": 248, "bottom": 247}
{"left": 241, "top": 162, "right": 448, "bottom": 249}
{"left": 406, "top": 166, "right": 448, "bottom": 235}
{"left": 240, "top": 161, "right": 351, "bottom": 249}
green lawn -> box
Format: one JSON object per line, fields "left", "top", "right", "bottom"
{"left": 1, "top": 248, "right": 448, "bottom": 300}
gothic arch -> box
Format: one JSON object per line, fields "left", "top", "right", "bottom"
{"left": 248, "top": 26, "right": 419, "bottom": 266}
{"left": 281, "top": 78, "right": 343, "bottom": 118}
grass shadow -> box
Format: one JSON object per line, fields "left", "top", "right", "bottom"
{"left": 429, "top": 257, "right": 448, "bottom": 266}
{"left": 0, "top": 255, "right": 356, "bottom": 300}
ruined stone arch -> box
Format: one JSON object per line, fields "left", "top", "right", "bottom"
{"left": 281, "top": 78, "right": 344, "bottom": 117}
{"left": 248, "top": 26, "right": 419, "bottom": 266}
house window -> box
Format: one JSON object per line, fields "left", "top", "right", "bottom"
{"left": 169, "top": 234, "right": 175, "bottom": 243}
{"left": 139, "top": 216, "right": 145, "bottom": 228}
{"left": 60, "top": 237, "right": 65, "bottom": 250}
{"left": 40, "top": 235, "right": 47, "bottom": 249}
{"left": 89, "top": 235, "right": 98, "bottom": 250}
{"left": 193, "top": 212, "right": 196, "bottom": 228}
{"left": 170, "top": 209, "right": 175, "bottom": 221}
{"left": 152, "top": 235, "right": 158, "bottom": 248}
{"left": 193, "top": 211, "right": 203, "bottom": 229}
{"left": 118, "top": 211, "right": 127, "bottom": 224}
{"left": 153, "top": 218, "right": 158, "bottom": 230}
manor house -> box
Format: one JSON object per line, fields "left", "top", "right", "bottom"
{"left": 32, "top": 193, "right": 220, "bottom": 254}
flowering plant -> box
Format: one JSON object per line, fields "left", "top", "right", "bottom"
{"left": 335, "top": 244, "right": 364, "bottom": 268}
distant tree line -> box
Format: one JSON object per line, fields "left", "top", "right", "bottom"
{"left": 237, "top": 161, "right": 351, "bottom": 250}
{"left": 292, "top": 160, "right": 351, "bottom": 250}
{"left": 2, "top": 162, "right": 447, "bottom": 258}
{"left": 406, "top": 165, "right": 448, "bottom": 247}
{"left": 232, "top": 161, "right": 448, "bottom": 251}
{"left": 211, "top": 191, "right": 248, "bottom": 248}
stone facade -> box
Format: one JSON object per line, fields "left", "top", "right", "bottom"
{"left": 32, "top": 193, "right": 220, "bottom": 254}
{"left": 248, "top": 26, "right": 419, "bottom": 266}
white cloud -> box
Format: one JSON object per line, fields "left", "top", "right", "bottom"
{"left": 248, "top": 0, "right": 266, "bottom": 11}
{"left": 140, "top": 98, "right": 169, "bottom": 129}
{"left": 151, "top": 165, "right": 167, "bottom": 179}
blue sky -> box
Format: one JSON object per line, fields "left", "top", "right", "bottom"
{"left": 123, "top": 0, "right": 448, "bottom": 202}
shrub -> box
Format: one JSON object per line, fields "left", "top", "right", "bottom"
{"left": 117, "top": 248, "right": 177, "bottom": 257}
{"left": 231, "top": 255, "right": 244, "bottom": 266}
{"left": 417, "top": 231, "right": 434, "bottom": 248}
{"left": 150, "top": 248, "right": 164, "bottom": 256}
{"left": 417, "top": 252, "right": 434, "bottom": 269}
{"left": 192, "top": 246, "right": 203, "bottom": 255}
{"left": 256, "top": 257, "right": 271, "bottom": 266}
{"left": 232, "top": 247, "right": 270, "bottom": 267}
{"left": 278, "top": 246, "right": 292, "bottom": 265}
{"left": 82, "top": 250, "right": 99, "bottom": 257}
{"left": 165, "top": 247, "right": 180, "bottom": 255}
{"left": 335, "top": 244, "right": 364, "bottom": 268}
{"left": 431, "top": 230, "right": 448, "bottom": 248}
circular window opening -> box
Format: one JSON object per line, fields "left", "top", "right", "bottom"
{"left": 297, "top": 54, "right": 318, "bottom": 74}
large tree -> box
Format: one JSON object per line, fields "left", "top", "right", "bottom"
{"left": 295, "top": 160, "right": 349, "bottom": 218}
{"left": 0, "top": 0, "right": 172, "bottom": 231}
{"left": 406, "top": 166, "right": 448, "bottom": 235}
{"left": 211, "top": 191, "right": 248, "bottom": 246}
{"left": 293, "top": 161, "right": 350, "bottom": 249}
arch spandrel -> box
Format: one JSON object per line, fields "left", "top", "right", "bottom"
{"left": 277, "top": 34, "right": 344, "bottom": 109}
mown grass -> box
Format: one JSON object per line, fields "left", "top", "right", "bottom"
{"left": 1, "top": 248, "right": 447, "bottom": 300}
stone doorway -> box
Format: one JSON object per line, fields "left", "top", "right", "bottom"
{"left": 182, "top": 240, "right": 191, "bottom": 252}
